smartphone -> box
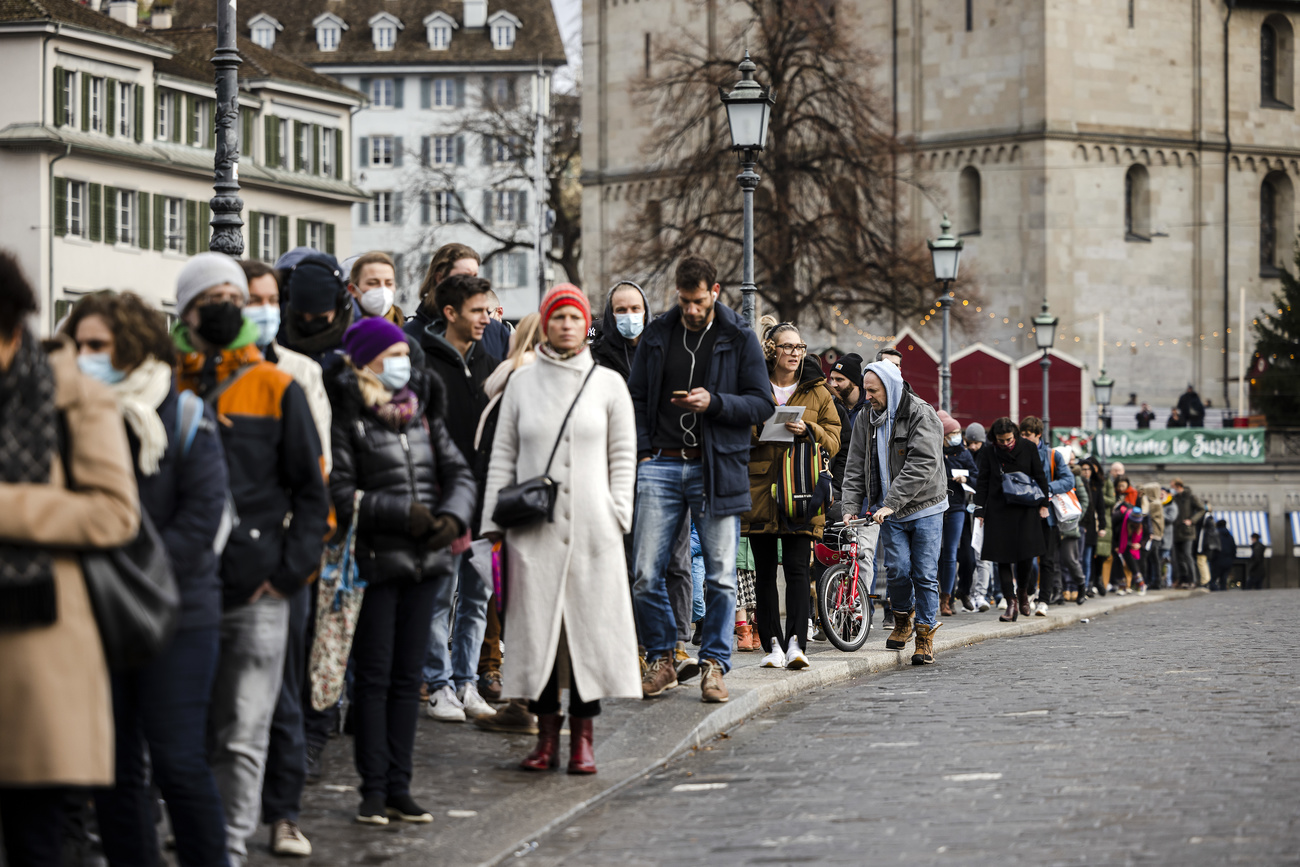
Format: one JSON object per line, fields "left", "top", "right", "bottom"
{"left": 672, "top": 390, "right": 690, "bottom": 397}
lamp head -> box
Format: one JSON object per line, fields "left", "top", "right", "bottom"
{"left": 1032, "top": 299, "right": 1058, "bottom": 351}
{"left": 718, "top": 50, "right": 776, "bottom": 153}
{"left": 927, "top": 213, "right": 964, "bottom": 283}
{"left": 1092, "top": 367, "right": 1115, "bottom": 407}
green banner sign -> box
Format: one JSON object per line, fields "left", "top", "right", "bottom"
{"left": 1051, "top": 427, "right": 1267, "bottom": 464}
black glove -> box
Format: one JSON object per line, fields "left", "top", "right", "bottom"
{"left": 408, "top": 502, "right": 437, "bottom": 539}
{"left": 425, "top": 515, "right": 464, "bottom": 552}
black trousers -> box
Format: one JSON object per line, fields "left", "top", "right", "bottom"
{"left": 0, "top": 787, "right": 65, "bottom": 867}
{"left": 528, "top": 649, "right": 600, "bottom": 719}
{"left": 997, "top": 559, "right": 1037, "bottom": 603}
{"left": 351, "top": 577, "right": 441, "bottom": 800}
{"left": 1038, "top": 520, "right": 1061, "bottom": 601}
{"left": 750, "top": 534, "right": 814, "bottom": 653}
{"left": 262, "top": 583, "right": 310, "bottom": 824}
{"left": 956, "top": 510, "right": 976, "bottom": 598}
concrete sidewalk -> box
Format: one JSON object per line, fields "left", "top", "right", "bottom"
{"left": 261, "top": 588, "right": 1206, "bottom": 867}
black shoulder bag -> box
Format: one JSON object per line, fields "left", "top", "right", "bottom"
{"left": 58, "top": 414, "right": 179, "bottom": 669}
{"left": 491, "top": 367, "right": 597, "bottom": 529}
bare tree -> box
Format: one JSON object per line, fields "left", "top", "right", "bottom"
{"left": 616, "top": 0, "right": 980, "bottom": 331}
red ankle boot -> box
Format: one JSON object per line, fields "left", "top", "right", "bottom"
{"left": 567, "top": 716, "right": 596, "bottom": 775}
{"left": 520, "top": 714, "right": 562, "bottom": 771}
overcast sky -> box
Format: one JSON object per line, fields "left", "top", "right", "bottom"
{"left": 550, "top": 0, "right": 582, "bottom": 90}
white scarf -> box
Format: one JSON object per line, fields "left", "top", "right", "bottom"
{"left": 112, "top": 358, "right": 172, "bottom": 475}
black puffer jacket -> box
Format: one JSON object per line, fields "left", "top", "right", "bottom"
{"left": 326, "top": 364, "right": 477, "bottom": 585}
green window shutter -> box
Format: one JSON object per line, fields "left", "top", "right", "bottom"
{"left": 358, "top": 136, "right": 368, "bottom": 166}
{"left": 206, "top": 102, "right": 215, "bottom": 149}
{"left": 264, "top": 116, "right": 273, "bottom": 167}
{"left": 185, "top": 200, "right": 197, "bottom": 255}
{"left": 88, "top": 183, "right": 102, "bottom": 241}
{"left": 81, "top": 76, "right": 90, "bottom": 132}
{"left": 312, "top": 125, "right": 320, "bottom": 175}
{"left": 294, "top": 121, "right": 303, "bottom": 171}
{"left": 278, "top": 215, "right": 288, "bottom": 255}
{"left": 199, "top": 201, "right": 211, "bottom": 252}
{"left": 105, "top": 78, "right": 117, "bottom": 136}
{"left": 54, "top": 177, "right": 67, "bottom": 236}
{"left": 104, "top": 187, "right": 118, "bottom": 243}
{"left": 334, "top": 130, "right": 342, "bottom": 179}
{"left": 134, "top": 85, "right": 144, "bottom": 142}
{"left": 53, "top": 68, "right": 65, "bottom": 128}
{"left": 248, "top": 212, "right": 260, "bottom": 259}
{"left": 324, "top": 222, "right": 335, "bottom": 255}
{"left": 271, "top": 120, "right": 282, "bottom": 168}
{"left": 172, "top": 94, "right": 182, "bottom": 143}
{"left": 138, "top": 192, "right": 149, "bottom": 247}
{"left": 240, "top": 108, "right": 253, "bottom": 156}
{"left": 154, "top": 88, "right": 160, "bottom": 138}
{"left": 297, "top": 219, "right": 307, "bottom": 247}
{"left": 153, "top": 195, "right": 165, "bottom": 250}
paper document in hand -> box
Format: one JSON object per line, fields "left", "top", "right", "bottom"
{"left": 759, "top": 406, "right": 807, "bottom": 442}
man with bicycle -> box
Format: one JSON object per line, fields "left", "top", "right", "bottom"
{"left": 840, "top": 360, "right": 948, "bottom": 664}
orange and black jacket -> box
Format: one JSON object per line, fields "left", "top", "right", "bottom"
{"left": 174, "top": 318, "right": 331, "bottom": 608}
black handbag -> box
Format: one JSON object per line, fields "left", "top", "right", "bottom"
{"left": 492, "top": 366, "right": 596, "bottom": 529}
{"left": 1001, "top": 471, "right": 1042, "bottom": 506}
{"left": 59, "top": 414, "right": 180, "bottom": 669}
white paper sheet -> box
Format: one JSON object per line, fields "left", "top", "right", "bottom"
{"left": 759, "top": 406, "right": 807, "bottom": 443}
{"left": 971, "top": 519, "right": 985, "bottom": 559}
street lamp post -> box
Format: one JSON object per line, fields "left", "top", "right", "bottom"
{"left": 1091, "top": 367, "right": 1114, "bottom": 461}
{"left": 209, "top": 0, "right": 243, "bottom": 255}
{"left": 1033, "top": 299, "right": 1059, "bottom": 438}
{"left": 927, "top": 214, "right": 963, "bottom": 413}
{"left": 719, "top": 51, "right": 775, "bottom": 330}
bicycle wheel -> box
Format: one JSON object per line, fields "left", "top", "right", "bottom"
{"left": 816, "top": 564, "right": 873, "bottom": 652}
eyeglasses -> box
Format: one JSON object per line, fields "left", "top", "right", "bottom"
{"left": 775, "top": 343, "right": 807, "bottom": 355}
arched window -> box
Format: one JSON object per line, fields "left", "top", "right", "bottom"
{"left": 1262, "top": 15, "right": 1295, "bottom": 107}
{"left": 1125, "top": 164, "right": 1150, "bottom": 241}
{"left": 958, "top": 166, "right": 981, "bottom": 235}
{"left": 1260, "top": 171, "right": 1294, "bottom": 276}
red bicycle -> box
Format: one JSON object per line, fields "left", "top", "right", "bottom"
{"left": 814, "top": 516, "right": 879, "bottom": 651}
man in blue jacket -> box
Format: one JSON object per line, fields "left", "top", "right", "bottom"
{"left": 628, "top": 255, "right": 773, "bottom": 704}
{"left": 1020, "top": 416, "right": 1074, "bottom": 613}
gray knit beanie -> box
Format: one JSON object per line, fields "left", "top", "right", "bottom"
{"left": 964, "top": 422, "right": 987, "bottom": 444}
{"left": 176, "top": 252, "right": 249, "bottom": 314}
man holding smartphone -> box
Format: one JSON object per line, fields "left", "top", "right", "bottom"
{"left": 627, "top": 255, "right": 773, "bottom": 704}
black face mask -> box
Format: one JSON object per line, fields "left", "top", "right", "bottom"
{"left": 295, "top": 315, "right": 332, "bottom": 336}
{"left": 195, "top": 302, "right": 244, "bottom": 348}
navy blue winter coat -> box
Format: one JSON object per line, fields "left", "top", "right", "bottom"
{"left": 130, "top": 387, "right": 230, "bottom": 632}
{"left": 627, "top": 303, "right": 774, "bottom": 517}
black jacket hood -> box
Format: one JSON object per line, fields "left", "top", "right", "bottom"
{"left": 591, "top": 281, "right": 652, "bottom": 379}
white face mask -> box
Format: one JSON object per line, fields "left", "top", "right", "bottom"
{"left": 376, "top": 355, "right": 411, "bottom": 392}
{"left": 360, "top": 287, "right": 395, "bottom": 317}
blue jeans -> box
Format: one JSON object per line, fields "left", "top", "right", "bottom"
{"left": 880, "top": 513, "right": 943, "bottom": 628}
{"left": 690, "top": 525, "right": 706, "bottom": 622}
{"left": 423, "top": 554, "right": 485, "bottom": 691}
{"left": 632, "top": 458, "right": 738, "bottom": 671}
{"left": 939, "top": 510, "right": 966, "bottom": 597}
{"left": 1081, "top": 544, "right": 1095, "bottom": 588}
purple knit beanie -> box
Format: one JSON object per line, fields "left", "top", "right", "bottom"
{"left": 343, "top": 318, "right": 406, "bottom": 367}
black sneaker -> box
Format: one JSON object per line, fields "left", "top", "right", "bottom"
{"left": 305, "top": 743, "right": 323, "bottom": 786}
{"left": 355, "top": 794, "right": 389, "bottom": 826}
{"left": 690, "top": 620, "right": 703, "bottom": 647}
{"left": 386, "top": 794, "right": 434, "bottom": 823}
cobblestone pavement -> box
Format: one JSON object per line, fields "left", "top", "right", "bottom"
{"left": 516, "top": 591, "right": 1300, "bottom": 867}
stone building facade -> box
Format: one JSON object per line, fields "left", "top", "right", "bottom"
{"left": 581, "top": 0, "right": 1300, "bottom": 414}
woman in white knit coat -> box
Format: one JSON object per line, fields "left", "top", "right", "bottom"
{"left": 481, "top": 284, "right": 640, "bottom": 775}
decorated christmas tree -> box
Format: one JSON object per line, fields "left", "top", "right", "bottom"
{"left": 1253, "top": 245, "right": 1300, "bottom": 426}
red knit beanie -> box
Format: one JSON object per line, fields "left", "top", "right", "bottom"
{"left": 539, "top": 283, "right": 591, "bottom": 331}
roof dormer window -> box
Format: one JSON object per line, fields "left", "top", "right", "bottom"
{"left": 312, "top": 12, "right": 348, "bottom": 52}
{"left": 488, "top": 11, "right": 520, "bottom": 50}
{"left": 369, "top": 12, "right": 404, "bottom": 51}
{"left": 249, "top": 13, "right": 282, "bottom": 49}
{"left": 423, "top": 11, "right": 457, "bottom": 50}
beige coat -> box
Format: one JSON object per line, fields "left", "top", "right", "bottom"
{"left": 272, "top": 341, "right": 332, "bottom": 475}
{"left": 480, "top": 349, "right": 641, "bottom": 703}
{"left": 0, "top": 337, "right": 139, "bottom": 785}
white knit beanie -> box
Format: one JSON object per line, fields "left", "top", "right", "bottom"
{"left": 176, "top": 252, "right": 249, "bottom": 314}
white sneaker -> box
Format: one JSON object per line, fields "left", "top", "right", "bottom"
{"left": 1137, "top": 585, "right": 1148, "bottom": 597}
{"left": 426, "top": 685, "right": 466, "bottom": 722}
{"left": 456, "top": 683, "right": 495, "bottom": 720}
{"left": 975, "top": 596, "right": 991, "bottom": 613}
{"left": 760, "top": 644, "right": 785, "bottom": 668}
{"left": 785, "top": 637, "right": 810, "bottom": 670}
{"left": 1034, "top": 601, "right": 1048, "bottom": 616}
{"left": 997, "top": 598, "right": 1007, "bottom": 610}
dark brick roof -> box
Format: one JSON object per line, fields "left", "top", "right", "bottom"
{"left": 0, "top": 0, "right": 170, "bottom": 47}
{"left": 156, "top": 27, "right": 363, "bottom": 98}
{"left": 169, "top": 0, "right": 565, "bottom": 67}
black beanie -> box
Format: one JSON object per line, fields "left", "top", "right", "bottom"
{"left": 832, "top": 352, "right": 865, "bottom": 389}
{"left": 287, "top": 255, "right": 345, "bottom": 315}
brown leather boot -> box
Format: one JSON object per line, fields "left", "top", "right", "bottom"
{"left": 1017, "top": 586, "right": 1031, "bottom": 617}
{"left": 911, "top": 622, "right": 940, "bottom": 665}
{"left": 735, "top": 621, "right": 759, "bottom": 652}
{"left": 520, "top": 714, "right": 562, "bottom": 771}
{"left": 884, "top": 609, "right": 915, "bottom": 651}
{"left": 939, "top": 593, "right": 954, "bottom": 617}
{"left": 567, "top": 716, "right": 596, "bottom": 775}
{"left": 999, "top": 595, "right": 1019, "bottom": 622}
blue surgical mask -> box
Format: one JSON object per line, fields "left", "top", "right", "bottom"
{"left": 77, "top": 352, "right": 126, "bottom": 385}
{"left": 245, "top": 304, "right": 281, "bottom": 348}
{"left": 615, "top": 312, "right": 645, "bottom": 340}
{"left": 377, "top": 355, "right": 411, "bottom": 392}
